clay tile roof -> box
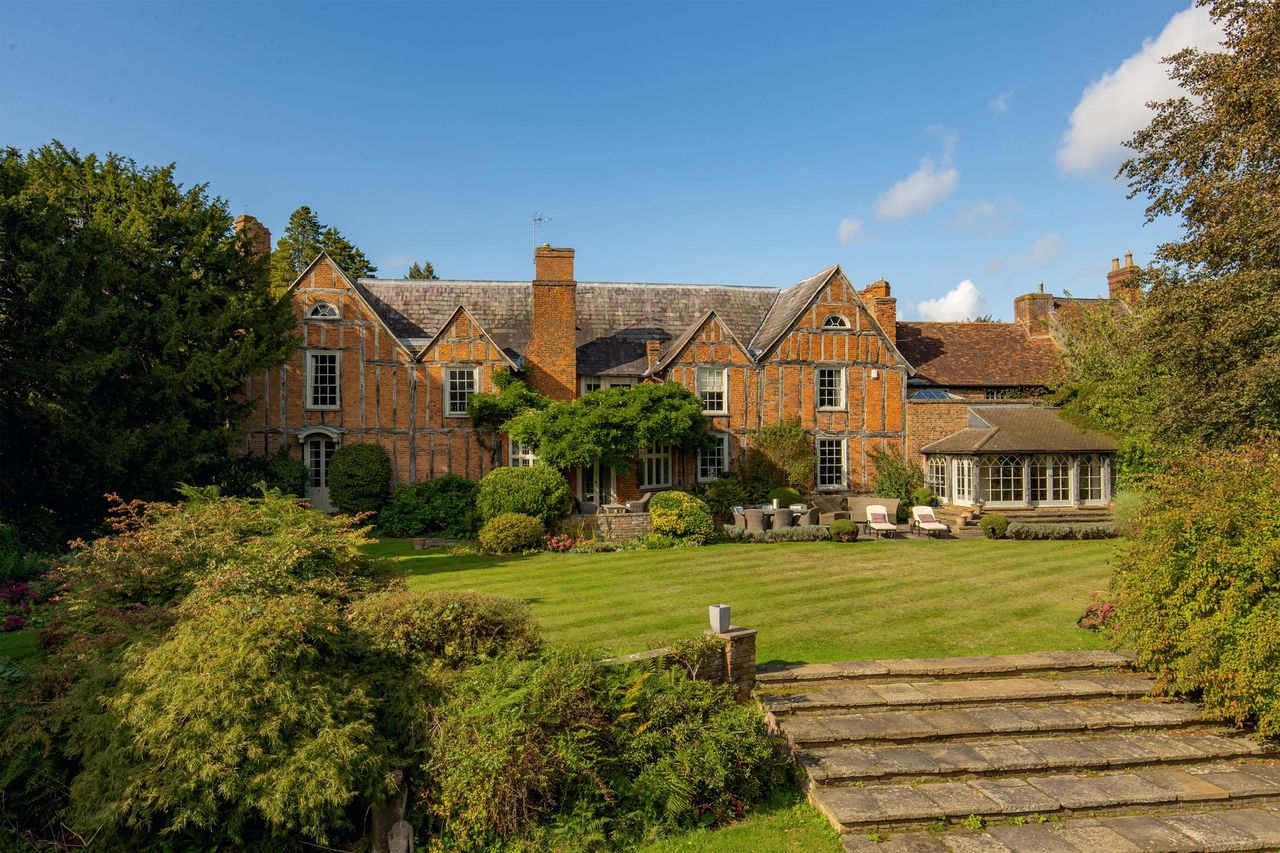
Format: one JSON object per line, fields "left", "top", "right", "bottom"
{"left": 921, "top": 406, "right": 1119, "bottom": 454}
{"left": 896, "top": 322, "right": 1059, "bottom": 387}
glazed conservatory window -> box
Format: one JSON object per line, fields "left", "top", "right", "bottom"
{"left": 981, "top": 455, "right": 1024, "bottom": 503}
{"left": 1030, "top": 454, "right": 1072, "bottom": 503}
{"left": 925, "top": 457, "right": 947, "bottom": 497}
{"left": 953, "top": 459, "right": 973, "bottom": 502}
{"left": 1081, "top": 455, "right": 1105, "bottom": 502}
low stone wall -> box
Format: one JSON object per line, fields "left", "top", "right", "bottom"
{"left": 558, "top": 511, "right": 652, "bottom": 541}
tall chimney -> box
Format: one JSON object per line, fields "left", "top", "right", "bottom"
{"left": 1107, "top": 252, "right": 1139, "bottom": 304}
{"left": 861, "top": 279, "right": 896, "bottom": 342}
{"left": 234, "top": 214, "right": 272, "bottom": 262}
{"left": 526, "top": 245, "right": 578, "bottom": 400}
{"left": 1014, "top": 290, "right": 1055, "bottom": 337}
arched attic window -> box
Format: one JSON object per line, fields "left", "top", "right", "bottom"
{"left": 308, "top": 302, "right": 339, "bottom": 320}
{"left": 822, "top": 314, "right": 850, "bottom": 329}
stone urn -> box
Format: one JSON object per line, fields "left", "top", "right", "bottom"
{"left": 709, "top": 604, "right": 731, "bottom": 634}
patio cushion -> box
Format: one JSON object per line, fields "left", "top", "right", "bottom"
{"left": 869, "top": 512, "right": 888, "bottom": 524}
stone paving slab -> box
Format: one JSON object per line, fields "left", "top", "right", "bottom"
{"left": 757, "top": 649, "right": 1135, "bottom": 684}
{"left": 761, "top": 674, "right": 1157, "bottom": 715}
{"left": 839, "top": 808, "right": 1280, "bottom": 852}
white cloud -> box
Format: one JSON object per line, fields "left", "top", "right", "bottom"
{"left": 916, "top": 280, "right": 987, "bottom": 322}
{"left": 875, "top": 128, "right": 959, "bottom": 221}
{"left": 1057, "top": 4, "right": 1222, "bottom": 176}
{"left": 951, "top": 196, "right": 1018, "bottom": 236}
{"left": 382, "top": 254, "right": 414, "bottom": 271}
{"left": 985, "top": 233, "right": 1064, "bottom": 273}
{"left": 835, "top": 217, "right": 865, "bottom": 244}
{"left": 989, "top": 91, "right": 1013, "bottom": 114}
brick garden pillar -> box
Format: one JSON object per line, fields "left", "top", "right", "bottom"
{"left": 706, "top": 626, "right": 757, "bottom": 701}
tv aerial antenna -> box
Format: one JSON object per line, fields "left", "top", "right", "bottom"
{"left": 532, "top": 212, "right": 551, "bottom": 248}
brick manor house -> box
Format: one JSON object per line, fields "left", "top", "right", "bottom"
{"left": 239, "top": 216, "right": 1133, "bottom": 514}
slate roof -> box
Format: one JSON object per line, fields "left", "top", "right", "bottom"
{"left": 895, "top": 322, "right": 1060, "bottom": 388}
{"left": 359, "top": 277, "right": 781, "bottom": 375}
{"left": 921, "top": 406, "right": 1119, "bottom": 455}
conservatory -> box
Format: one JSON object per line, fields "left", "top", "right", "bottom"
{"left": 921, "top": 407, "right": 1118, "bottom": 510}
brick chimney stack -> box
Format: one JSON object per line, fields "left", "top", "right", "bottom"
{"left": 526, "top": 245, "right": 578, "bottom": 401}
{"left": 861, "top": 279, "right": 896, "bottom": 342}
{"left": 1014, "top": 289, "right": 1055, "bottom": 337}
{"left": 646, "top": 339, "right": 663, "bottom": 371}
{"left": 234, "top": 214, "right": 272, "bottom": 262}
{"left": 1107, "top": 252, "right": 1139, "bottom": 304}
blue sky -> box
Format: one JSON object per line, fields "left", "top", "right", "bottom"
{"left": 2, "top": 1, "right": 1220, "bottom": 320}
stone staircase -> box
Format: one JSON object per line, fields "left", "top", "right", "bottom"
{"left": 933, "top": 506, "right": 1115, "bottom": 532}
{"left": 757, "top": 651, "right": 1280, "bottom": 851}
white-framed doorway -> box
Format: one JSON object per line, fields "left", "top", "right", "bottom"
{"left": 951, "top": 457, "right": 975, "bottom": 507}
{"left": 1029, "top": 454, "right": 1073, "bottom": 507}
{"left": 577, "top": 462, "right": 615, "bottom": 506}
{"left": 301, "top": 429, "right": 340, "bottom": 511}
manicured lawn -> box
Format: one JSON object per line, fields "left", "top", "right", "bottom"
{"left": 372, "top": 538, "right": 1119, "bottom": 664}
{"left": 636, "top": 791, "right": 840, "bottom": 853}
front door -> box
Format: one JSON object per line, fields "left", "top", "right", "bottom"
{"left": 578, "top": 462, "right": 615, "bottom": 506}
{"left": 304, "top": 435, "right": 337, "bottom": 511}
{"left": 952, "top": 458, "right": 974, "bottom": 507}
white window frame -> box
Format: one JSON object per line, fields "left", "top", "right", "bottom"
{"left": 696, "top": 367, "right": 728, "bottom": 414}
{"left": 307, "top": 301, "right": 340, "bottom": 320}
{"left": 953, "top": 457, "right": 974, "bottom": 506}
{"left": 925, "top": 456, "right": 948, "bottom": 501}
{"left": 509, "top": 438, "right": 537, "bottom": 467}
{"left": 579, "top": 375, "right": 636, "bottom": 395}
{"left": 305, "top": 350, "right": 341, "bottom": 411}
{"left": 823, "top": 314, "right": 850, "bottom": 329}
{"left": 638, "top": 442, "right": 672, "bottom": 490}
{"left": 444, "top": 365, "right": 479, "bottom": 417}
{"left": 981, "top": 454, "right": 1026, "bottom": 505}
{"left": 697, "top": 432, "right": 730, "bottom": 482}
{"left": 817, "top": 367, "right": 846, "bottom": 411}
{"left": 815, "top": 436, "right": 846, "bottom": 491}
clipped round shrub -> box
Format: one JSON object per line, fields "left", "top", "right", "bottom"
{"left": 478, "top": 513, "right": 545, "bottom": 554}
{"left": 648, "top": 490, "right": 716, "bottom": 542}
{"left": 379, "top": 474, "right": 478, "bottom": 539}
{"left": 348, "top": 587, "right": 540, "bottom": 667}
{"left": 829, "top": 519, "right": 859, "bottom": 542}
{"left": 767, "top": 486, "right": 803, "bottom": 506}
{"left": 979, "top": 514, "right": 1010, "bottom": 540}
{"left": 909, "top": 487, "right": 937, "bottom": 508}
{"left": 266, "top": 451, "right": 309, "bottom": 497}
{"left": 327, "top": 443, "right": 393, "bottom": 515}
{"left": 475, "top": 465, "right": 572, "bottom": 526}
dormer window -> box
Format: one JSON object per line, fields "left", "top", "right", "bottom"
{"left": 308, "top": 302, "right": 339, "bottom": 320}
{"left": 823, "top": 314, "right": 850, "bottom": 329}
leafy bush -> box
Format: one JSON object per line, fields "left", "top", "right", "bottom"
{"left": 327, "top": 442, "right": 393, "bottom": 515}
{"left": 347, "top": 587, "right": 540, "bottom": 668}
{"left": 1078, "top": 592, "right": 1118, "bottom": 632}
{"left": 0, "top": 523, "right": 49, "bottom": 583}
{"left": 768, "top": 486, "right": 803, "bottom": 505}
{"left": 909, "top": 487, "right": 937, "bottom": 508}
{"left": 648, "top": 491, "right": 717, "bottom": 542}
{"left": 1007, "top": 522, "right": 1119, "bottom": 540}
{"left": 378, "top": 474, "right": 478, "bottom": 539}
{"left": 468, "top": 369, "right": 550, "bottom": 430}
{"left": 1113, "top": 442, "right": 1280, "bottom": 736}
{"left": 868, "top": 447, "right": 923, "bottom": 522}
{"left": 570, "top": 539, "right": 623, "bottom": 553}
{"left": 829, "top": 519, "right": 859, "bottom": 542}
{"left": 423, "top": 650, "right": 790, "bottom": 848}
{"left": 200, "top": 449, "right": 310, "bottom": 498}
{"left": 721, "top": 524, "right": 832, "bottom": 544}
{"left": 626, "top": 532, "right": 695, "bottom": 550}
{"left": 475, "top": 465, "right": 572, "bottom": 526}
{"left": 979, "top": 514, "right": 1010, "bottom": 540}
{"left": 695, "top": 473, "right": 748, "bottom": 516}
{"left": 478, "top": 513, "right": 545, "bottom": 554}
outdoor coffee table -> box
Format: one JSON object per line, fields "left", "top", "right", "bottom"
{"left": 601, "top": 504, "right": 629, "bottom": 515}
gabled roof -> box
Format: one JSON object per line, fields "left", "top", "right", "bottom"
{"left": 289, "top": 253, "right": 418, "bottom": 358}
{"left": 413, "top": 304, "right": 521, "bottom": 369}
{"left": 921, "top": 406, "right": 1119, "bottom": 454}
{"left": 644, "top": 310, "right": 754, "bottom": 375}
{"left": 896, "top": 322, "right": 1059, "bottom": 387}
{"left": 747, "top": 266, "right": 838, "bottom": 356}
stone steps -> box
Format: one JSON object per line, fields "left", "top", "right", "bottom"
{"left": 765, "top": 651, "right": 1280, "bottom": 850}
{"left": 816, "top": 761, "right": 1280, "bottom": 831}
{"left": 841, "top": 806, "right": 1280, "bottom": 852}
{"left": 762, "top": 673, "right": 1157, "bottom": 715}
{"left": 779, "top": 700, "right": 1211, "bottom": 748}
{"left": 800, "top": 732, "right": 1272, "bottom": 786}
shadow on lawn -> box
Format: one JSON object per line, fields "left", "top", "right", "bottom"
{"left": 392, "top": 549, "right": 541, "bottom": 578}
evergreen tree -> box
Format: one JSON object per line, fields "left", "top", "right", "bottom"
{"left": 269, "top": 205, "right": 376, "bottom": 293}
{"left": 0, "top": 142, "right": 296, "bottom": 544}
{"left": 406, "top": 260, "right": 437, "bottom": 280}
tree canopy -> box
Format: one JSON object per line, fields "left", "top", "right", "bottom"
{"left": 269, "top": 205, "right": 376, "bottom": 293}
{"left": 504, "top": 382, "right": 710, "bottom": 472}
{"left": 1055, "top": 0, "right": 1280, "bottom": 454}
{"left": 0, "top": 142, "right": 296, "bottom": 545}
{"left": 406, "top": 260, "right": 437, "bottom": 280}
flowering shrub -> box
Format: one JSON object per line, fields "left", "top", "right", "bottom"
{"left": 0, "top": 578, "right": 41, "bottom": 632}
{"left": 648, "top": 491, "right": 716, "bottom": 543}
{"left": 1077, "top": 592, "right": 1118, "bottom": 631}
{"left": 544, "top": 533, "right": 576, "bottom": 553}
